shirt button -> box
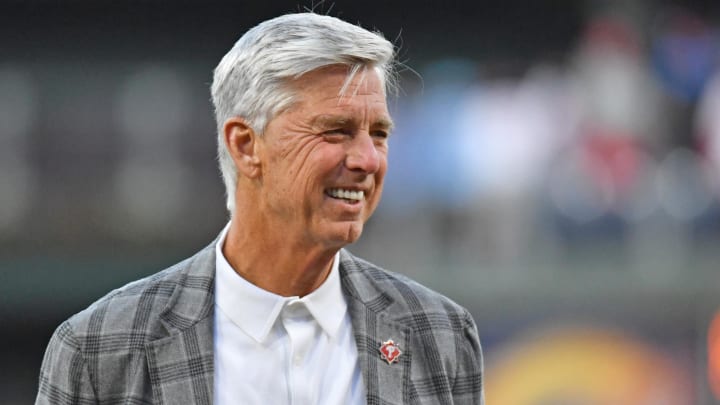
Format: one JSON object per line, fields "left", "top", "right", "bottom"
{"left": 293, "top": 354, "right": 302, "bottom": 365}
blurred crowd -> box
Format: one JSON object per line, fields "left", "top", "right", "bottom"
{"left": 371, "top": 7, "right": 720, "bottom": 279}
{"left": 4, "top": 7, "right": 718, "bottom": 273}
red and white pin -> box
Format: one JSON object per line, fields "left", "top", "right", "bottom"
{"left": 379, "top": 339, "right": 402, "bottom": 364}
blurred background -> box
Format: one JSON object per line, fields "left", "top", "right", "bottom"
{"left": 1, "top": 0, "right": 720, "bottom": 403}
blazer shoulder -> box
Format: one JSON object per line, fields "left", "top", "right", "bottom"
{"left": 63, "top": 244, "right": 213, "bottom": 341}
{"left": 342, "top": 250, "right": 473, "bottom": 325}
{"left": 342, "top": 251, "right": 484, "bottom": 403}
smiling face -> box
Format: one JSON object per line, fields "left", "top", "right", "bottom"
{"left": 251, "top": 65, "right": 392, "bottom": 249}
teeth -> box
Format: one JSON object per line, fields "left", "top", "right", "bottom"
{"left": 328, "top": 188, "right": 364, "bottom": 201}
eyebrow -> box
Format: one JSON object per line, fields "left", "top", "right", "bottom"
{"left": 311, "top": 114, "right": 395, "bottom": 133}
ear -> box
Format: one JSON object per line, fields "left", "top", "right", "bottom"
{"left": 223, "top": 117, "right": 262, "bottom": 179}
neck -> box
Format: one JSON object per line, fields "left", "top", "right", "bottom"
{"left": 222, "top": 218, "right": 337, "bottom": 297}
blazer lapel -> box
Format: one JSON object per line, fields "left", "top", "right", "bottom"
{"left": 145, "top": 316, "right": 214, "bottom": 405}
{"left": 145, "top": 245, "right": 216, "bottom": 405}
{"left": 340, "top": 250, "right": 412, "bottom": 405}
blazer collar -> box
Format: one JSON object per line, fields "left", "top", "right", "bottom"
{"left": 158, "top": 243, "right": 216, "bottom": 333}
{"left": 144, "top": 244, "right": 411, "bottom": 405}
{"left": 339, "top": 249, "right": 411, "bottom": 405}
{"left": 146, "top": 242, "right": 216, "bottom": 405}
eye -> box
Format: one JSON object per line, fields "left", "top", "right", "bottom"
{"left": 321, "top": 128, "right": 353, "bottom": 142}
{"left": 372, "top": 130, "right": 389, "bottom": 139}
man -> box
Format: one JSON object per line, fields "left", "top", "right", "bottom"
{"left": 37, "top": 13, "right": 484, "bottom": 404}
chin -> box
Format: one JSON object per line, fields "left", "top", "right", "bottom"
{"left": 324, "top": 222, "right": 364, "bottom": 247}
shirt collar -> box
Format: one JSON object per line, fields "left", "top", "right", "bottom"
{"left": 214, "top": 223, "right": 347, "bottom": 343}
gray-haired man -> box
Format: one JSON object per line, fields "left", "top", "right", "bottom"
{"left": 37, "top": 13, "right": 484, "bottom": 404}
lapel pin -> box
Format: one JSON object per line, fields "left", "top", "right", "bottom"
{"left": 379, "top": 339, "right": 402, "bottom": 364}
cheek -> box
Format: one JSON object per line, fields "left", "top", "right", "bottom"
{"left": 306, "top": 145, "right": 346, "bottom": 172}
{"left": 368, "top": 164, "right": 388, "bottom": 206}
{"left": 291, "top": 148, "right": 344, "bottom": 196}
{"left": 376, "top": 155, "right": 389, "bottom": 183}
{"left": 272, "top": 140, "right": 321, "bottom": 180}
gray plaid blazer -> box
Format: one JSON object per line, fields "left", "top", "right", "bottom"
{"left": 37, "top": 243, "right": 484, "bottom": 404}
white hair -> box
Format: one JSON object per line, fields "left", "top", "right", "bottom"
{"left": 211, "top": 12, "right": 397, "bottom": 214}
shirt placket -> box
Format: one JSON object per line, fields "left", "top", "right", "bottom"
{"left": 281, "top": 299, "right": 317, "bottom": 405}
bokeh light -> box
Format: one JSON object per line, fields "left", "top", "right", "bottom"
{"left": 487, "top": 325, "right": 694, "bottom": 405}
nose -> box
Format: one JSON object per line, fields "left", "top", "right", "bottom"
{"left": 345, "top": 132, "right": 381, "bottom": 174}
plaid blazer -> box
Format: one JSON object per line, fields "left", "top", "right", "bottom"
{"left": 37, "top": 243, "right": 484, "bottom": 404}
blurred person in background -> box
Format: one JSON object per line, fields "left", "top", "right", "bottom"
{"left": 35, "top": 12, "right": 484, "bottom": 405}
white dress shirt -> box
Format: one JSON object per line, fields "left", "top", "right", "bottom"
{"left": 213, "top": 224, "right": 366, "bottom": 404}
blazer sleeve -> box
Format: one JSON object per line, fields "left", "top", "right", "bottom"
{"left": 453, "top": 308, "right": 484, "bottom": 405}
{"left": 36, "top": 321, "right": 98, "bottom": 405}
